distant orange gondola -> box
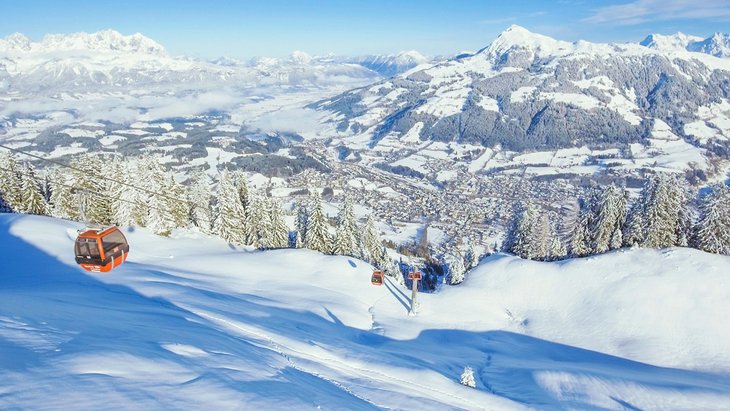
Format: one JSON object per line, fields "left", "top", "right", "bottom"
{"left": 371, "top": 271, "right": 384, "bottom": 286}
{"left": 74, "top": 227, "right": 129, "bottom": 272}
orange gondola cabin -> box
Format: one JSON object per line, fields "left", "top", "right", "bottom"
{"left": 74, "top": 227, "right": 129, "bottom": 272}
{"left": 371, "top": 271, "right": 384, "bottom": 286}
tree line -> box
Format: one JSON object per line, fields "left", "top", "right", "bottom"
{"left": 0, "top": 152, "right": 402, "bottom": 284}
{"left": 503, "top": 173, "right": 730, "bottom": 260}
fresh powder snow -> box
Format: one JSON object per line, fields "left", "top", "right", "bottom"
{"left": 1, "top": 214, "right": 730, "bottom": 409}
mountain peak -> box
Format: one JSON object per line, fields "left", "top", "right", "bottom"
{"left": 690, "top": 32, "right": 730, "bottom": 58}
{"left": 483, "top": 25, "right": 573, "bottom": 59}
{"left": 640, "top": 32, "right": 703, "bottom": 52}
{"left": 641, "top": 31, "right": 730, "bottom": 58}
{"left": 0, "top": 32, "right": 32, "bottom": 52}
{"left": 0, "top": 30, "right": 166, "bottom": 55}
{"left": 289, "top": 50, "right": 313, "bottom": 64}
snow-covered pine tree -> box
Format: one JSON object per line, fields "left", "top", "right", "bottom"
{"left": 127, "top": 157, "right": 150, "bottom": 227}
{"left": 48, "top": 168, "right": 79, "bottom": 220}
{"left": 549, "top": 234, "right": 567, "bottom": 261}
{"left": 693, "top": 183, "right": 730, "bottom": 255}
{"left": 187, "top": 169, "right": 213, "bottom": 233}
{"left": 71, "top": 154, "right": 112, "bottom": 224}
{"left": 531, "top": 215, "right": 552, "bottom": 260}
{"left": 245, "top": 194, "right": 266, "bottom": 248}
{"left": 165, "top": 174, "right": 189, "bottom": 229}
{"left": 623, "top": 196, "right": 646, "bottom": 247}
{"left": 504, "top": 202, "right": 540, "bottom": 260}
{"left": 362, "top": 214, "right": 382, "bottom": 263}
{"left": 643, "top": 174, "right": 684, "bottom": 248}
{"left": 460, "top": 366, "right": 476, "bottom": 388}
{"left": 213, "top": 170, "right": 245, "bottom": 244}
{"left": 17, "top": 162, "right": 47, "bottom": 215}
{"left": 592, "top": 185, "right": 627, "bottom": 254}
{"left": 0, "top": 151, "right": 23, "bottom": 212}
{"left": 142, "top": 157, "right": 174, "bottom": 236}
{"left": 105, "top": 157, "right": 125, "bottom": 225}
{"left": 332, "top": 195, "right": 360, "bottom": 257}
{"left": 234, "top": 171, "right": 253, "bottom": 238}
{"left": 383, "top": 254, "right": 404, "bottom": 286}
{"left": 448, "top": 252, "right": 466, "bottom": 285}
{"left": 674, "top": 186, "right": 692, "bottom": 247}
{"left": 267, "top": 198, "right": 290, "bottom": 249}
{"left": 569, "top": 199, "right": 592, "bottom": 257}
{"left": 463, "top": 244, "right": 480, "bottom": 270}
{"left": 295, "top": 202, "right": 309, "bottom": 248}
{"left": 305, "top": 191, "right": 332, "bottom": 253}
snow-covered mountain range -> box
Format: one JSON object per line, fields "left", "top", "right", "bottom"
{"left": 2, "top": 27, "right": 730, "bottom": 184}
{"left": 314, "top": 25, "right": 730, "bottom": 178}
{"left": 0, "top": 30, "right": 433, "bottom": 95}
{"left": 641, "top": 31, "right": 730, "bottom": 58}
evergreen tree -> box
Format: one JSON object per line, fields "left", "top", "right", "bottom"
{"left": 463, "top": 244, "right": 479, "bottom": 270}
{"left": 0, "top": 151, "right": 22, "bottom": 211}
{"left": 114, "top": 161, "right": 146, "bottom": 227}
{"left": 188, "top": 170, "right": 213, "bottom": 233}
{"left": 235, "top": 171, "right": 250, "bottom": 211}
{"left": 105, "top": 157, "right": 125, "bottom": 225}
{"left": 332, "top": 195, "right": 360, "bottom": 257}
{"left": 448, "top": 252, "right": 466, "bottom": 285}
{"left": 460, "top": 366, "right": 476, "bottom": 388}
{"left": 592, "top": 185, "right": 627, "bottom": 254}
{"left": 144, "top": 157, "right": 174, "bottom": 236}
{"left": 71, "top": 154, "right": 112, "bottom": 224}
{"left": 362, "top": 214, "right": 382, "bottom": 263}
{"left": 48, "top": 168, "right": 79, "bottom": 220}
{"left": 267, "top": 198, "right": 290, "bottom": 249}
{"left": 570, "top": 200, "right": 592, "bottom": 257}
{"left": 213, "top": 170, "right": 245, "bottom": 244}
{"left": 128, "top": 158, "right": 150, "bottom": 227}
{"left": 532, "top": 216, "right": 552, "bottom": 260}
{"left": 166, "top": 174, "right": 189, "bottom": 229}
{"left": 295, "top": 202, "right": 309, "bottom": 248}
{"left": 643, "top": 174, "right": 684, "bottom": 248}
{"left": 505, "top": 202, "right": 563, "bottom": 261}
{"left": 623, "top": 197, "right": 645, "bottom": 247}
{"left": 245, "top": 194, "right": 266, "bottom": 248}
{"left": 383, "top": 254, "right": 404, "bottom": 286}
{"left": 504, "top": 202, "right": 538, "bottom": 260}
{"left": 234, "top": 171, "right": 254, "bottom": 241}
{"left": 693, "top": 184, "right": 730, "bottom": 255}
{"left": 17, "top": 163, "right": 47, "bottom": 215}
{"left": 305, "top": 191, "right": 332, "bottom": 253}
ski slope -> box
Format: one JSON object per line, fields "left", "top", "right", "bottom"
{"left": 1, "top": 214, "right": 730, "bottom": 410}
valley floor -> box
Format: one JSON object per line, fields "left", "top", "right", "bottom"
{"left": 1, "top": 214, "right": 729, "bottom": 410}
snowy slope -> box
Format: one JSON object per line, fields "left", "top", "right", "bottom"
{"left": 2, "top": 214, "right": 730, "bottom": 409}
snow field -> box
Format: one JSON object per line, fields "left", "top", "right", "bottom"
{"left": 1, "top": 214, "right": 730, "bottom": 409}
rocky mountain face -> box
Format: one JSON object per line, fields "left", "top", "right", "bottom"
{"left": 314, "top": 25, "right": 730, "bottom": 159}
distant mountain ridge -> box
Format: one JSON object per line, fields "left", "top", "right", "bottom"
{"left": 0, "top": 30, "right": 384, "bottom": 92}
{"left": 641, "top": 32, "right": 730, "bottom": 58}
{"left": 0, "top": 30, "right": 166, "bottom": 55}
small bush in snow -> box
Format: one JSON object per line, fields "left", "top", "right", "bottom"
{"left": 460, "top": 366, "right": 476, "bottom": 388}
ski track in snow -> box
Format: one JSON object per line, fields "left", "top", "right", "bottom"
{"left": 187, "top": 307, "right": 488, "bottom": 411}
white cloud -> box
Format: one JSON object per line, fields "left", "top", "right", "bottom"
{"left": 585, "top": 0, "right": 730, "bottom": 25}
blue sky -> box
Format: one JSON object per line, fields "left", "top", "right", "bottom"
{"left": 2, "top": 0, "right": 729, "bottom": 58}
